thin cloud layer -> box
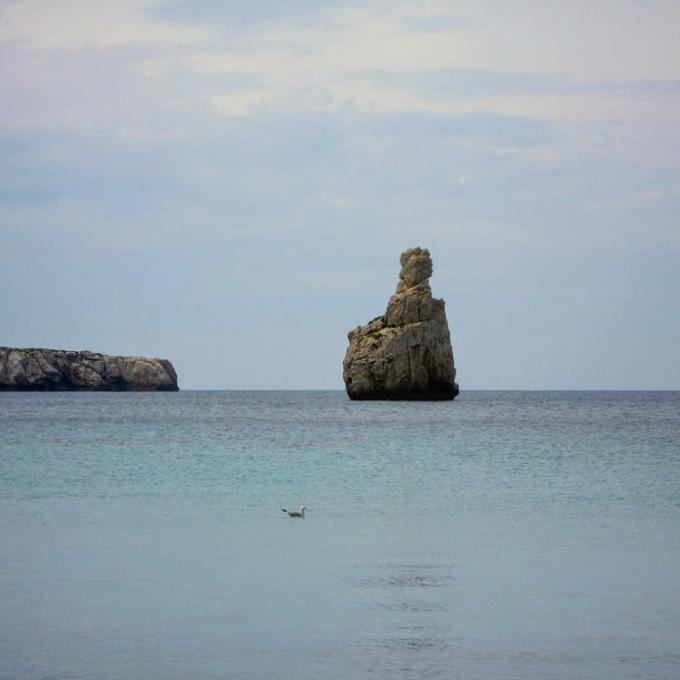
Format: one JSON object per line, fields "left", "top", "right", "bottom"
{"left": 0, "top": 0, "right": 208, "bottom": 48}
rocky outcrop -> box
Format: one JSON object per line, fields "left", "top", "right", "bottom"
{"left": 0, "top": 347, "right": 179, "bottom": 391}
{"left": 343, "top": 247, "right": 458, "bottom": 400}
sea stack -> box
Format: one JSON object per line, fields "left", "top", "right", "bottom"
{"left": 343, "top": 247, "right": 458, "bottom": 400}
{"left": 0, "top": 347, "right": 179, "bottom": 391}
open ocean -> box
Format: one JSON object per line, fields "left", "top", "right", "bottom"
{"left": 1, "top": 390, "right": 679, "bottom": 680}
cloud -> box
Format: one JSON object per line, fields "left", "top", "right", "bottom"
{"left": 2, "top": 0, "right": 679, "bottom": 160}
{"left": 153, "top": 0, "right": 351, "bottom": 27}
{"left": 0, "top": 0, "right": 208, "bottom": 49}
{"left": 172, "top": 0, "right": 680, "bottom": 81}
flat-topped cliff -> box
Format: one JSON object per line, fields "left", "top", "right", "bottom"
{"left": 343, "top": 247, "right": 458, "bottom": 400}
{"left": 0, "top": 347, "right": 179, "bottom": 391}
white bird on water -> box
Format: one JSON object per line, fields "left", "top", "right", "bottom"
{"left": 281, "top": 506, "right": 306, "bottom": 518}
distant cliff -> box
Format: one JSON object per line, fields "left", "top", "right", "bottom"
{"left": 0, "top": 347, "right": 179, "bottom": 391}
{"left": 343, "top": 247, "right": 458, "bottom": 400}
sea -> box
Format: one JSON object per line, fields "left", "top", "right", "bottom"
{"left": 1, "top": 390, "right": 679, "bottom": 680}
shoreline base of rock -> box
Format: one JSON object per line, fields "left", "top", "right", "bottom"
{"left": 346, "top": 385, "right": 459, "bottom": 401}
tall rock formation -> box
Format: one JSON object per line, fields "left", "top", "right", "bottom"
{"left": 343, "top": 247, "right": 458, "bottom": 400}
{"left": 0, "top": 347, "right": 179, "bottom": 391}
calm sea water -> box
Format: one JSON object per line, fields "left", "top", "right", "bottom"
{"left": 1, "top": 391, "right": 679, "bottom": 680}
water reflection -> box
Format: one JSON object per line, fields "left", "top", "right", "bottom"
{"left": 377, "top": 601, "right": 448, "bottom": 613}
{"left": 354, "top": 563, "right": 453, "bottom": 590}
{"left": 370, "top": 633, "right": 450, "bottom": 651}
{"left": 352, "top": 561, "right": 457, "bottom": 673}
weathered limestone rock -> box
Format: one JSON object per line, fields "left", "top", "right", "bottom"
{"left": 343, "top": 247, "right": 458, "bottom": 400}
{"left": 0, "top": 347, "right": 179, "bottom": 391}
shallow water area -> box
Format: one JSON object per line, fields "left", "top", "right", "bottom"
{"left": 2, "top": 390, "right": 679, "bottom": 679}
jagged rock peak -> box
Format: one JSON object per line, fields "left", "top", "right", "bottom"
{"left": 386, "top": 247, "right": 434, "bottom": 328}
{"left": 396, "top": 246, "right": 433, "bottom": 291}
{"left": 343, "top": 247, "right": 458, "bottom": 401}
{"left": 0, "top": 347, "right": 179, "bottom": 391}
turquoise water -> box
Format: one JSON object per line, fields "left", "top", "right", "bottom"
{"left": 1, "top": 391, "right": 679, "bottom": 679}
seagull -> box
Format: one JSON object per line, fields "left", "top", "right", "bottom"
{"left": 281, "top": 506, "right": 306, "bottom": 518}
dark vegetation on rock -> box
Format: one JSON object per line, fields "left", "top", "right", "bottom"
{"left": 343, "top": 247, "right": 458, "bottom": 400}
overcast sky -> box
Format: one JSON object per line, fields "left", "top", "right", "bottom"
{"left": 2, "top": 0, "right": 679, "bottom": 389}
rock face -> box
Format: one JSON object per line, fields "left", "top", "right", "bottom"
{"left": 0, "top": 347, "right": 179, "bottom": 391}
{"left": 343, "top": 247, "right": 458, "bottom": 400}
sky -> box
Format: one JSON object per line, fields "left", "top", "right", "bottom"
{"left": 1, "top": 0, "right": 679, "bottom": 389}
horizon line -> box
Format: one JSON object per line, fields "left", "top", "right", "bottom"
{"left": 175, "top": 388, "right": 680, "bottom": 392}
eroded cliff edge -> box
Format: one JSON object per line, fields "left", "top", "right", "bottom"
{"left": 0, "top": 347, "right": 179, "bottom": 391}
{"left": 343, "top": 247, "right": 458, "bottom": 400}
